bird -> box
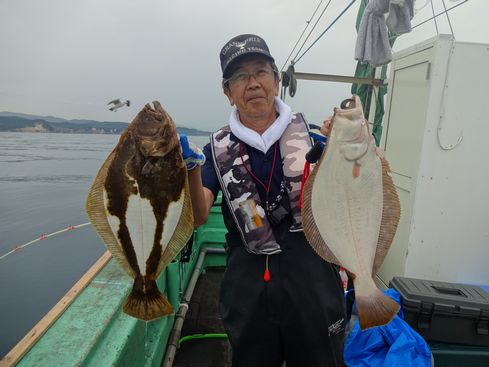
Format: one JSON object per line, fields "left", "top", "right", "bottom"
{"left": 108, "top": 98, "right": 130, "bottom": 112}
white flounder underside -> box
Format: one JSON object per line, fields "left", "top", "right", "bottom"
{"left": 103, "top": 183, "right": 184, "bottom": 275}
{"left": 310, "top": 144, "right": 383, "bottom": 276}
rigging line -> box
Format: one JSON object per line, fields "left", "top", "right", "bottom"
{"left": 411, "top": 0, "right": 468, "bottom": 31}
{"left": 280, "top": 0, "right": 325, "bottom": 73}
{"left": 291, "top": 0, "right": 333, "bottom": 65}
{"left": 294, "top": 0, "right": 357, "bottom": 65}
{"left": 429, "top": 0, "right": 439, "bottom": 35}
{"left": 441, "top": 0, "right": 455, "bottom": 37}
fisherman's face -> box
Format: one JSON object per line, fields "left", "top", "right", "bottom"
{"left": 224, "top": 56, "right": 279, "bottom": 130}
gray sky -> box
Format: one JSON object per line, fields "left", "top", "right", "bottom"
{"left": 0, "top": 0, "right": 487, "bottom": 131}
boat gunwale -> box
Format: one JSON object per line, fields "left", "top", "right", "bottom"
{"left": 0, "top": 251, "right": 112, "bottom": 367}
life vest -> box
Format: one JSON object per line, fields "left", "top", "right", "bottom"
{"left": 210, "top": 112, "right": 313, "bottom": 255}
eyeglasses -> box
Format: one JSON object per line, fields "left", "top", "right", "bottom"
{"left": 223, "top": 67, "right": 275, "bottom": 87}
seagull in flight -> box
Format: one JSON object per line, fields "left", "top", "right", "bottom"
{"left": 107, "top": 98, "right": 130, "bottom": 111}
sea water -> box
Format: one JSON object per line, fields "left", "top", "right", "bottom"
{"left": 0, "top": 132, "right": 210, "bottom": 357}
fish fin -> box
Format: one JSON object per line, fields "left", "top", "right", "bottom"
{"left": 375, "top": 146, "right": 385, "bottom": 159}
{"left": 354, "top": 277, "right": 400, "bottom": 330}
{"left": 301, "top": 148, "right": 341, "bottom": 265}
{"left": 86, "top": 150, "right": 135, "bottom": 277}
{"left": 372, "top": 157, "right": 401, "bottom": 276}
{"left": 123, "top": 275, "right": 173, "bottom": 320}
{"left": 159, "top": 173, "right": 194, "bottom": 271}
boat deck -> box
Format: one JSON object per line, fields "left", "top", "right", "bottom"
{"left": 173, "top": 267, "right": 231, "bottom": 367}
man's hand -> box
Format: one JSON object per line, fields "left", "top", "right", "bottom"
{"left": 309, "top": 116, "right": 332, "bottom": 146}
{"left": 179, "top": 133, "right": 205, "bottom": 170}
{"left": 320, "top": 116, "right": 332, "bottom": 136}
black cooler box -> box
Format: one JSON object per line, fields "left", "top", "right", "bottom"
{"left": 389, "top": 277, "right": 489, "bottom": 347}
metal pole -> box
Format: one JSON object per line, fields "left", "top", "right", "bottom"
{"left": 294, "top": 72, "right": 386, "bottom": 86}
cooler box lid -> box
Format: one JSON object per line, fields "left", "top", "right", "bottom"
{"left": 390, "top": 277, "right": 489, "bottom": 317}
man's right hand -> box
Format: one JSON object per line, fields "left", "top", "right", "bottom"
{"left": 320, "top": 116, "right": 332, "bottom": 136}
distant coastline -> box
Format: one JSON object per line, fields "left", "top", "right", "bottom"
{"left": 0, "top": 112, "right": 211, "bottom": 136}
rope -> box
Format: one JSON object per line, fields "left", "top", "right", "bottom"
{"left": 436, "top": 41, "right": 463, "bottom": 151}
{"left": 280, "top": 0, "right": 325, "bottom": 73}
{"left": 0, "top": 222, "right": 91, "bottom": 261}
{"left": 294, "top": 0, "right": 357, "bottom": 65}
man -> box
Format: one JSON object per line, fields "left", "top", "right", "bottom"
{"left": 184, "top": 34, "right": 346, "bottom": 367}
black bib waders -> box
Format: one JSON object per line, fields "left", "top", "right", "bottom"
{"left": 219, "top": 215, "right": 347, "bottom": 367}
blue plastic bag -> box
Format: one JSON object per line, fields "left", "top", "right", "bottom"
{"left": 344, "top": 289, "right": 432, "bottom": 367}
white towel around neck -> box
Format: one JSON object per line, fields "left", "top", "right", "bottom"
{"left": 229, "top": 97, "right": 292, "bottom": 153}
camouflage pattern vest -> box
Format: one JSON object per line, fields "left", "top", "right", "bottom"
{"left": 211, "top": 113, "right": 313, "bottom": 255}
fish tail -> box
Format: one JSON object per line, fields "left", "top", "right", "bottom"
{"left": 354, "top": 277, "right": 400, "bottom": 330}
{"left": 123, "top": 275, "right": 173, "bottom": 321}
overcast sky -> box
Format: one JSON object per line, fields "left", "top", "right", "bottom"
{"left": 0, "top": 0, "right": 487, "bottom": 131}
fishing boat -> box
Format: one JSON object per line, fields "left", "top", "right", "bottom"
{"left": 2, "top": 2, "right": 489, "bottom": 366}
{"left": 4, "top": 35, "right": 489, "bottom": 367}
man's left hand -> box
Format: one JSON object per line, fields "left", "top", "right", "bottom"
{"left": 179, "top": 134, "right": 206, "bottom": 170}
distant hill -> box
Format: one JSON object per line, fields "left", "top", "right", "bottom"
{"left": 0, "top": 117, "right": 55, "bottom": 133}
{"left": 0, "top": 112, "right": 211, "bottom": 136}
{"left": 0, "top": 111, "right": 66, "bottom": 123}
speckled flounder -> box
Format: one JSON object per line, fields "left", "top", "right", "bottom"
{"left": 302, "top": 95, "right": 401, "bottom": 330}
{"left": 86, "top": 101, "right": 193, "bottom": 321}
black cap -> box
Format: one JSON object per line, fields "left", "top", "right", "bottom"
{"left": 220, "top": 34, "right": 275, "bottom": 78}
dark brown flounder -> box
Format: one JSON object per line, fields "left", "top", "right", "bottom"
{"left": 86, "top": 101, "right": 193, "bottom": 321}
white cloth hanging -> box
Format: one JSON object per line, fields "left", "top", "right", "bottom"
{"left": 355, "top": 0, "right": 415, "bottom": 67}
